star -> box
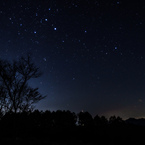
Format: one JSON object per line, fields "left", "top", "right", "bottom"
{"left": 43, "top": 58, "right": 47, "bottom": 61}
{"left": 72, "top": 77, "right": 75, "bottom": 80}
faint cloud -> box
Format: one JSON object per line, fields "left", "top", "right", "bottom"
{"left": 138, "top": 99, "right": 143, "bottom": 103}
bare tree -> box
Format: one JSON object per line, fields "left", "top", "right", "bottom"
{"left": 0, "top": 55, "right": 46, "bottom": 113}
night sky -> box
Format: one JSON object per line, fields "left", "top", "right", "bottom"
{"left": 0, "top": 0, "right": 145, "bottom": 119}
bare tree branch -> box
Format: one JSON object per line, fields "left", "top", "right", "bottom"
{"left": 0, "top": 55, "right": 46, "bottom": 114}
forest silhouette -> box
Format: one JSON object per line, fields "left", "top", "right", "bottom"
{"left": 0, "top": 56, "right": 144, "bottom": 145}
{"left": 0, "top": 109, "right": 145, "bottom": 145}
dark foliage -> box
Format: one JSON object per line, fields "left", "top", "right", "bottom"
{"left": 0, "top": 110, "right": 144, "bottom": 145}
{"left": 78, "top": 111, "right": 94, "bottom": 127}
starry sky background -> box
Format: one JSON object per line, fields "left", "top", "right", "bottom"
{"left": 0, "top": 0, "right": 145, "bottom": 119}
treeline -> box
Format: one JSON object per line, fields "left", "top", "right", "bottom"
{"left": 0, "top": 110, "right": 145, "bottom": 145}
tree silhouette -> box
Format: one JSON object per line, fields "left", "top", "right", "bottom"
{"left": 109, "top": 115, "right": 124, "bottom": 125}
{"left": 0, "top": 55, "right": 46, "bottom": 114}
{"left": 78, "top": 111, "right": 94, "bottom": 127}
{"left": 94, "top": 115, "right": 108, "bottom": 127}
{"left": 51, "top": 110, "right": 77, "bottom": 128}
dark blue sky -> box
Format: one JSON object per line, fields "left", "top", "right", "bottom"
{"left": 0, "top": 0, "right": 145, "bottom": 119}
